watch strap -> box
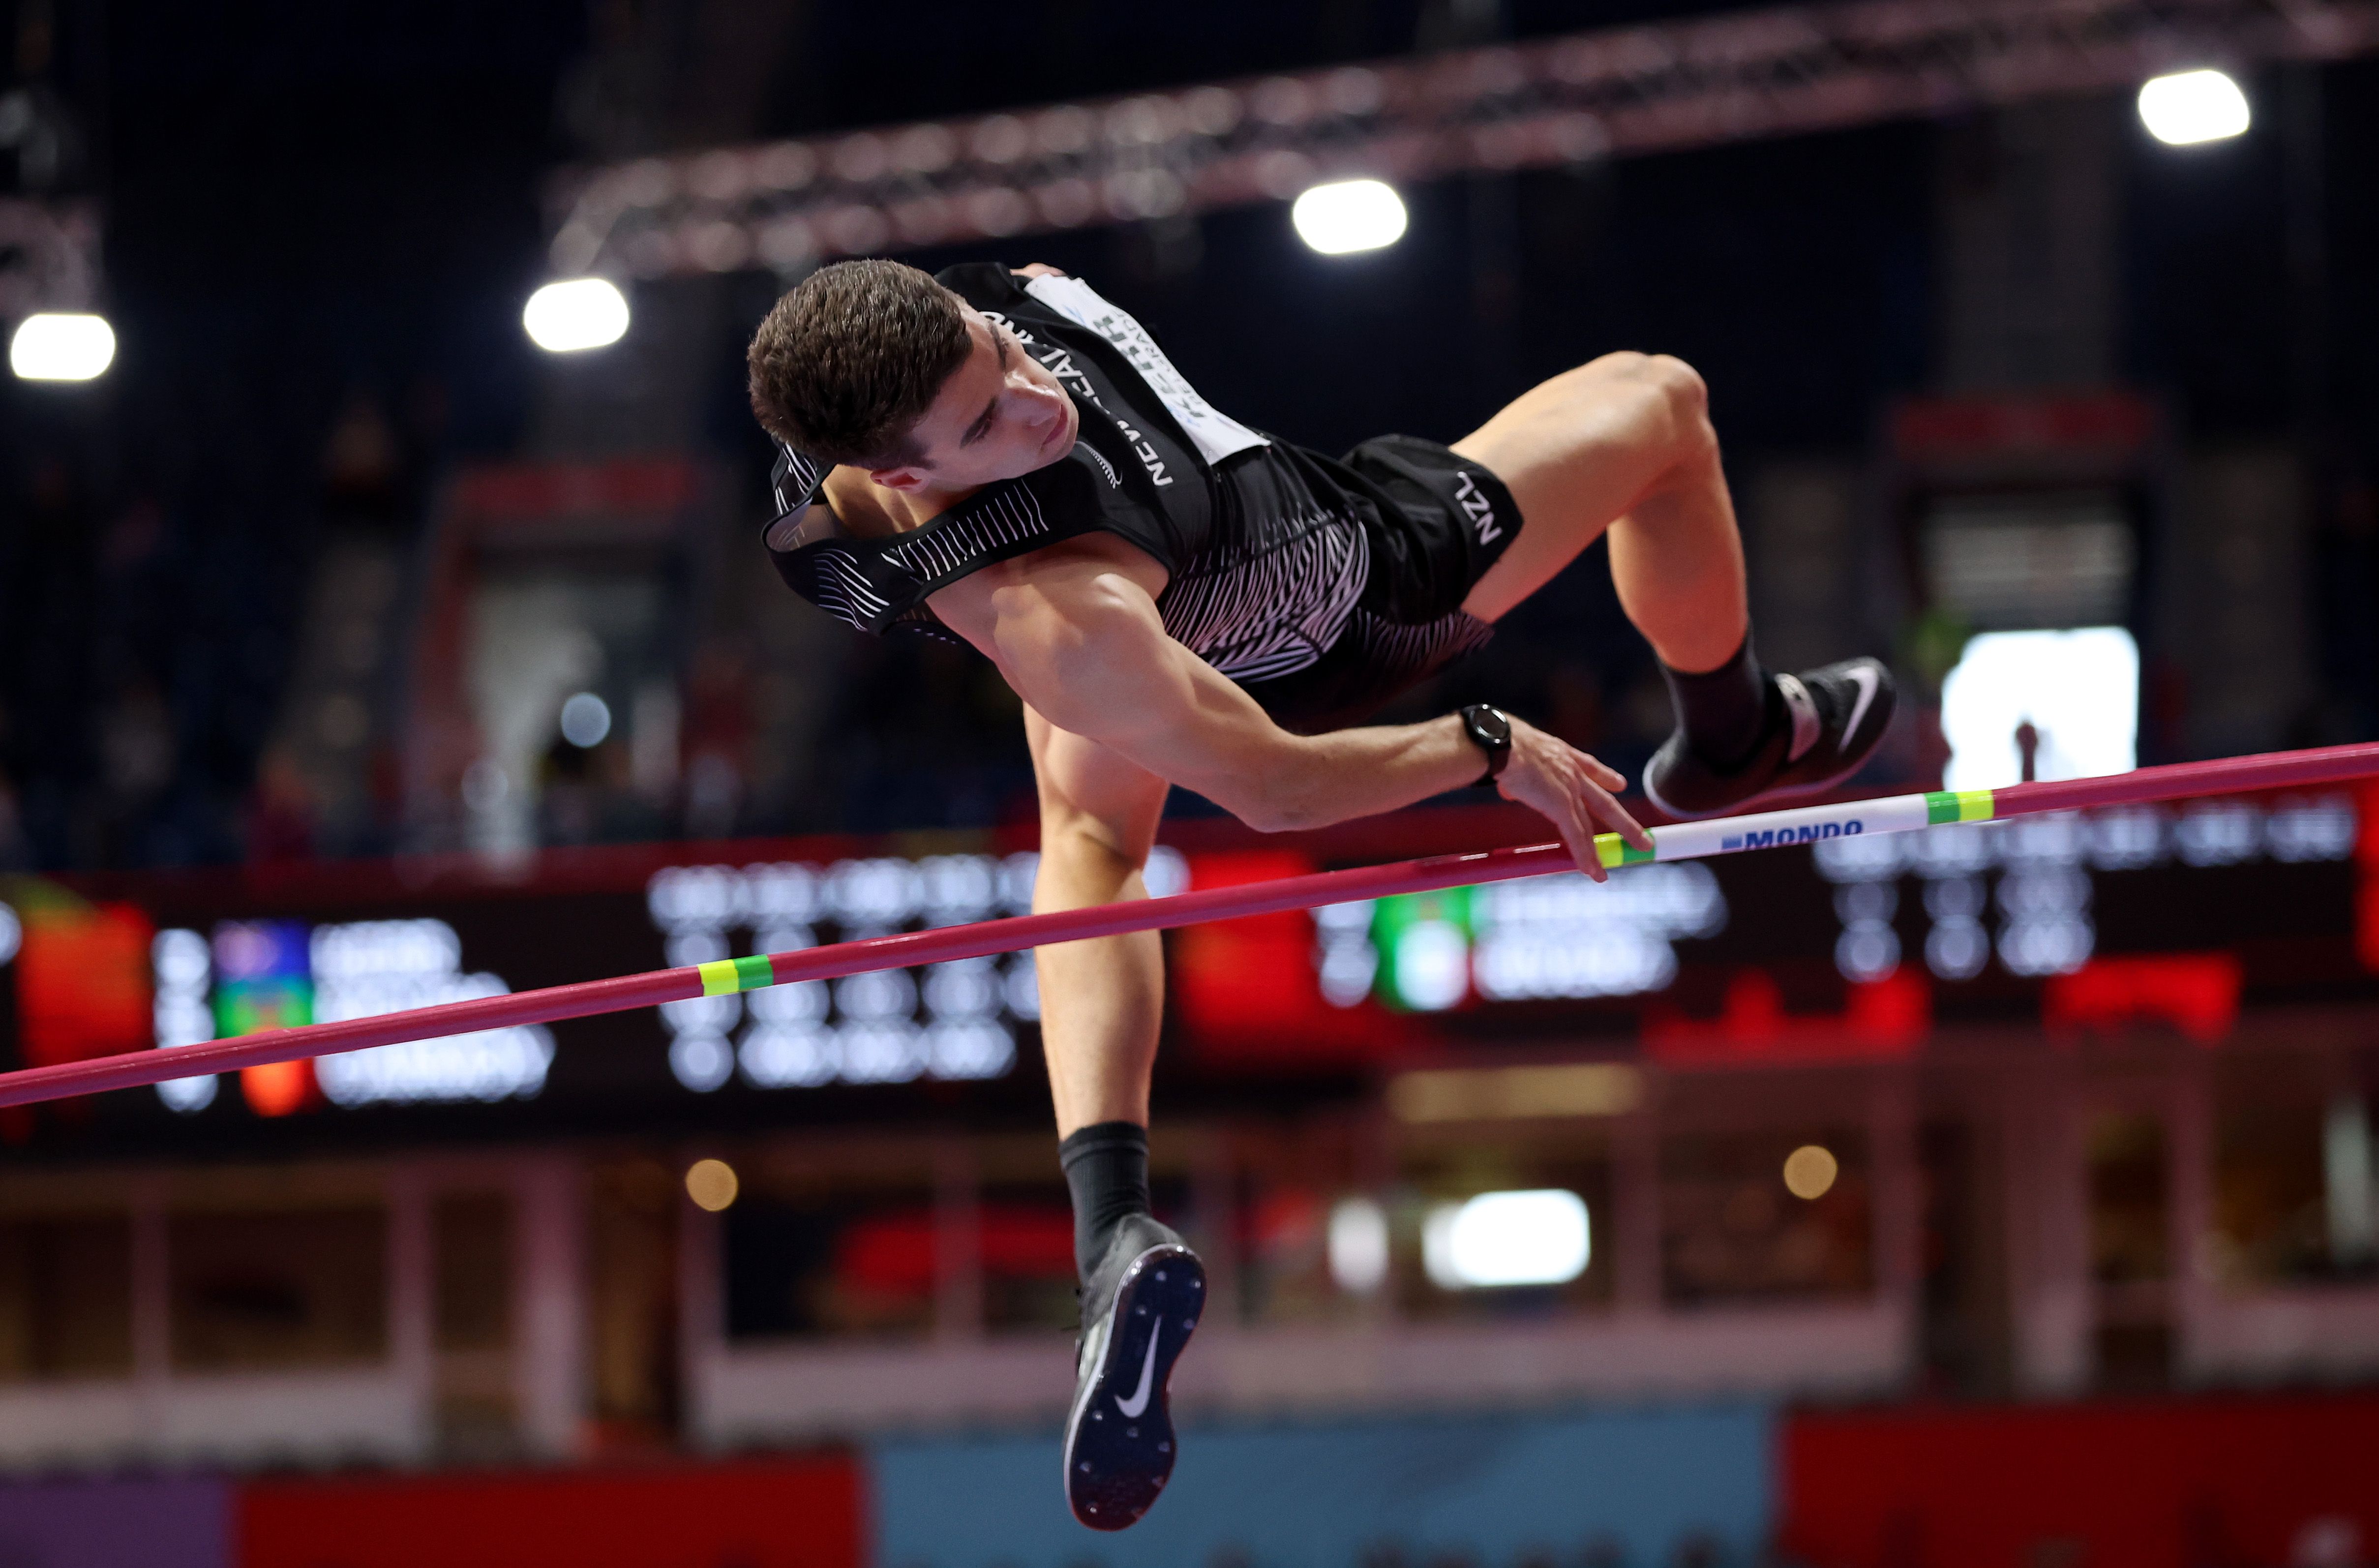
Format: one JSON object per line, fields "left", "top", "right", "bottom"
{"left": 1459, "top": 704, "right": 1512, "bottom": 786}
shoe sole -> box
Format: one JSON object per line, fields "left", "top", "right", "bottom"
{"left": 1643, "top": 739, "right": 1878, "bottom": 822}
{"left": 1062, "top": 1243, "right": 1205, "bottom": 1531}
{"left": 1643, "top": 677, "right": 1896, "bottom": 823}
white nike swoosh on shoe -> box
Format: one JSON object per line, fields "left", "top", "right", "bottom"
{"left": 1114, "top": 1323, "right": 1162, "bottom": 1418}
{"left": 1777, "top": 673, "right": 1821, "bottom": 764}
{"left": 1843, "top": 663, "right": 1882, "bottom": 748}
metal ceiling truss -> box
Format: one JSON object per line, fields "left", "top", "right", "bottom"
{"left": 547, "top": 0, "right": 2379, "bottom": 281}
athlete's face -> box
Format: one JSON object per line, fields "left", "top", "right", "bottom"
{"left": 870, "top": 309, "right": 1078, "bottom": 494}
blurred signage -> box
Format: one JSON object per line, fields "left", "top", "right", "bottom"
{"left": 2360, "top": 783, "right": 2379, "bottom": 973}
{"left": 0, "top": 789, "right": 2365, "bottom": 1146}
{"left": 17, "top": 900, "right": 153, "bottom": 1067}
{"left": 147, "top": 917, "right": 554, "bottom": 1117}
{"left": 1197, "top": 793, "right": 2365, "bottom": 1063}
{"left": 1891, "top": 391, "right": 2157, "bottom": 461}
{"left": 642, "top": 847, "right": 1186, "bottom": 1094}
{"left": 1336, "top": 862, "right": 1728, "bottom": 1013}
{"left": 1170, "top": 850, "right": 1393, "bottom": 1068}
{"left": 1170, "top": 856, "right": 1730, "bottom": 1065}
{"left": 1814, "top": 794, "right": 2357, "bottom": 986}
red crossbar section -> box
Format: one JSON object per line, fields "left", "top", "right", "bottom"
{"left": 2, "top": 741, "right": 2375, "bottom": 1110}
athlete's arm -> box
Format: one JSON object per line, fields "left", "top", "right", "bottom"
{"left": 934, "top": 546, "right": 1648, "bottom": 877}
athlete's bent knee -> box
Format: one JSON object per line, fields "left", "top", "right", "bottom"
{"left": 1634, "top": 356, "right": 1713, "bottom": 464}
{"left": 1579, "top": 351, "right": 1709, "bottom": 444}
{"left": 1643, "top": 354, "right": 1708, "bottom": 422}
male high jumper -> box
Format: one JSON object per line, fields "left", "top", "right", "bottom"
{"left": 744, "top": 258, "right": 1894, "bottom": 1530}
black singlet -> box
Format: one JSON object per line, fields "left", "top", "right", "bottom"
{"left": 762, "top": 264, "right": 1510, "bottom": 733}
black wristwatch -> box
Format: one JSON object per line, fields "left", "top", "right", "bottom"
{"left": 1458, "top": 703, "right": 1513, "bottom": 786}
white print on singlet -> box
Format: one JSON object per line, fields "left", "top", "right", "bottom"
{"left": 979, "top": 310, "right": 1156, "bottom": 484}
{"left": 1023, "top": 275, "right": 1272, "bottom": 468}
{"left": 979, "top": 297, "right": 1359, "bottom": 681}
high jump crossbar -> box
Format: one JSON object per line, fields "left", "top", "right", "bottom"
{"left": 3, "top": 741, "right": 2375, "bottom": 1111}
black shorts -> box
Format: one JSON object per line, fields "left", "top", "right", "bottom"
{"left": 1236, "top": 434, "right": 1526, "bottom": 734}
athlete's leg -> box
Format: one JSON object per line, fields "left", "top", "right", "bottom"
{"left": 1450, "top": 351, "right": 1745, "bottom": 673}
{"left": 1025, "top": 707, "right": 1169, "bottom": 1139}
{"left": 1449, "top": 351, "right": 1895, "bottom": 814}
{"left": 1026, "top": 709, "right": 1204, "bottom": 1534}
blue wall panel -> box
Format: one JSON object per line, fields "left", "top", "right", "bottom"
{"left": 873, "top": 1403, "right": 1774, "bottom": 1568}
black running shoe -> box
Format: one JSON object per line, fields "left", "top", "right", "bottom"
{"left": 1643, "top": 657, "right": 1897, "bottom": 819}
{"left": 1063, "top": 1215, "right": 1205, "bottom": 1532}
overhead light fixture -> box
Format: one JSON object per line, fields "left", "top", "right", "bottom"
{"left": 524, "top": 277, "right": 631, "bottom": 353}
{"left": 1783, "top": 1145, "right": 1840, "bottom": 1200}
{"left": 10, "top": 312, "right": 116, "bottom": 381}
{"left": 2138, "top": 68, "right": 2250, "bottom": 146}
{"left": 1421, "top": 1188, "right": 1590, "bottom": 1289}
{"left": 1327, "top": 1197, "right": 1390, "bottom": 1294}
{"left": 1941, "top": 627, "right": 2138, "bottom": 792}
{"left": 686, "top": 1157, "right": 740, "bottom": 1212}
{"left": 559, "top": 692, "right": 613, "bottom": 748}
{"left": 1292, "top": 179, "right": 1408, "bottom": 255}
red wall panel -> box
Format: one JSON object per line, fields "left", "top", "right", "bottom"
{"left": 238, "top": 1453, "right": 862, "bottom": 1568}
{"left": 1782, "top": 1393, "right": 2379, "bottom": 1568}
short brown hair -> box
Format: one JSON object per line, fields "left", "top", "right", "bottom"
{"left": 746, "top": 259, "right": 972, "bottom": 468}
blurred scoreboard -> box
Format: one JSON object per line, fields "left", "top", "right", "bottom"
{"left": 636, "top": 848, "right": 1183, "bottom": 1093}
{"left": 0, "top": 787, "right": 2371, "bottom": 1146}
{"left": 1259, "top": 790, "right": 2374, "bottom": 1064}
{"left": 0, "top": 845, "right": 1187, "bottom": 1144}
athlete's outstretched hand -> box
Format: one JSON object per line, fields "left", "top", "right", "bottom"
{"left": 1491, "top": 716, "right": 1652, "bottom": 882}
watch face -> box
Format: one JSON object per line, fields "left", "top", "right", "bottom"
{"left": 1468, "top": 706, "right": 1509, "bottom": 745}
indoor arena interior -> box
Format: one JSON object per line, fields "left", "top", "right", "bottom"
{"left": 2, "top": 2, "right": 2379, "bottom": 1566}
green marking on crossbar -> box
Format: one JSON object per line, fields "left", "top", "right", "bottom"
{"left": 1924, "top": 789, "right": 1997, "bottom": 825}
{"left": 1593, "top": 835, "right": 1657, "bottom": 869}
{"left": 698, "top": 954, "right": 777, "bottom": 995}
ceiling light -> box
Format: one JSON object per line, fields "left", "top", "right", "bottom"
{"left": 1292, "top": 179, "right": 1408, "bottom": 255}
{"left": 2138, "top": 69, "right": 2250, "bottom": 146}
{"left": 686, "top": 1158, "right": 740, "bottom": 1212}
{"left": 1422, "top": 1189, "right": 1590, "bottom": 1289}
{"left": 1941, "top": 627, "right": 2138, "bottom": 792}
{"left": 1783, "top": 1145, "right": 1839, "bottom": 1200}
{"left": 524, "top": 278, "right": 630, "bottom": 353}
{"left": 1327, "top": 1197, "right": 1390, "bottom": 1294}
{"left": 10, "top": 312, "right": 116, "bottom": 381}
{"left": 559, "top": 692, "right": 612, "bottom": 748}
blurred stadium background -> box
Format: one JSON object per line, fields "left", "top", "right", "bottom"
{"left": 2, "top": 0, "right": 2379, "bottom": 1565}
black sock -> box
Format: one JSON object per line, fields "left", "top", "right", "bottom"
{"left": 1059, "top": 1120, "right": 1151, "bottom": 1280}
{"left": 1660, "top": 632, "right": 1775, "bottom": 771}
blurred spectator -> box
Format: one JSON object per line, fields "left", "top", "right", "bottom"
{"left": 320, "top": 390, "right": 405, "bottom": 532}
{"left": 98, "top": 676, "right": 176, "bottom": 812}
{"left": 99, "top": 497, "right": 164, "bottom": 575}
{"left": 0, "top": 695, "right": 19, "bottom": 870}
{"left": 245, "top": 747, "right": 319, "bottom": 863}
{"left": 819, "top": 635, "right": 1034, "bottom": 833}
{"left": 539, "top": 729, "right": 642, "bottom": 846}
{"left": 681, "top": 641, "right": 754, "bottom": 840}
{"left": 0, "top": 778, "right": 23, "bottom": 871}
